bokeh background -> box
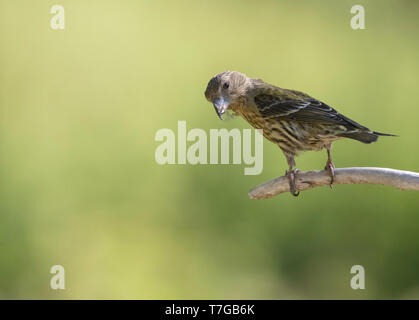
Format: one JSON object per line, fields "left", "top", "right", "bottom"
{"left": 1, "top": 0, "right": 419, "bottom": 299}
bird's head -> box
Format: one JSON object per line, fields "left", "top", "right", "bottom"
{"left": 204, "top": 71, "right": 249, "bottom": 119}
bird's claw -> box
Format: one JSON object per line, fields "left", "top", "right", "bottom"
{"left": 324, "top": 160, "right": 335, "bottom": 189}
{"left": 286, "top": 169, "right": 300, "bottom": 197}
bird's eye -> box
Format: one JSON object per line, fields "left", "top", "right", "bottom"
{"left": 223, "top": 82, "right": 230, "bottom": 89}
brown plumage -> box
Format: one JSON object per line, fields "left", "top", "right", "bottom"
{"left": 204, "top": 71, "right": 395, "bottom": 196}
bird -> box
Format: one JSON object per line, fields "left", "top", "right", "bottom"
{"left": 204, "top": 71, "right": 395, "bottom": 196}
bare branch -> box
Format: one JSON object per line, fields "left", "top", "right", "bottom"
{"left": 248, "top": 167, "right": 419, "bottom": 199}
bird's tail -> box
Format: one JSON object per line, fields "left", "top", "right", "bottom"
{"left": 338, "top": 131, "right": 397, "bottom": 144}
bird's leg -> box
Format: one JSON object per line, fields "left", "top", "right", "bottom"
{"left": 324, "top": 144, "right": 335, "bottom": 189}
{"left": 285, "top": 155, "right": 299, "bottom": 197}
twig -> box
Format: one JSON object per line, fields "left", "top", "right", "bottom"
{"left": 248, "top": 167, "right": 419, "bottom": 199}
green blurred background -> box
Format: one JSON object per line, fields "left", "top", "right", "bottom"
{"left": 1, "top": 0, "right": 418, "bottom": 299}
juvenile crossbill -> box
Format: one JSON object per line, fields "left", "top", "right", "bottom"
{"left": 205, "top": 71, "right": 394, "bottom": 196}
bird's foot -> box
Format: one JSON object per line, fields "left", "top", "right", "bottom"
{"left": 285, "top": 169, "right": 300, "bottom": 197}
{"left": 324, "top": 160, "right": 335, "bottom": 189}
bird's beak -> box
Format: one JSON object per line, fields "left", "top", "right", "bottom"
{"left": 213, "top": 97, "right": 229, "bottom": 120}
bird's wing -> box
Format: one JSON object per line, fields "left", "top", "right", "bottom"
{"left": 253, "top": 91, "right": 368, "bottom": 130}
